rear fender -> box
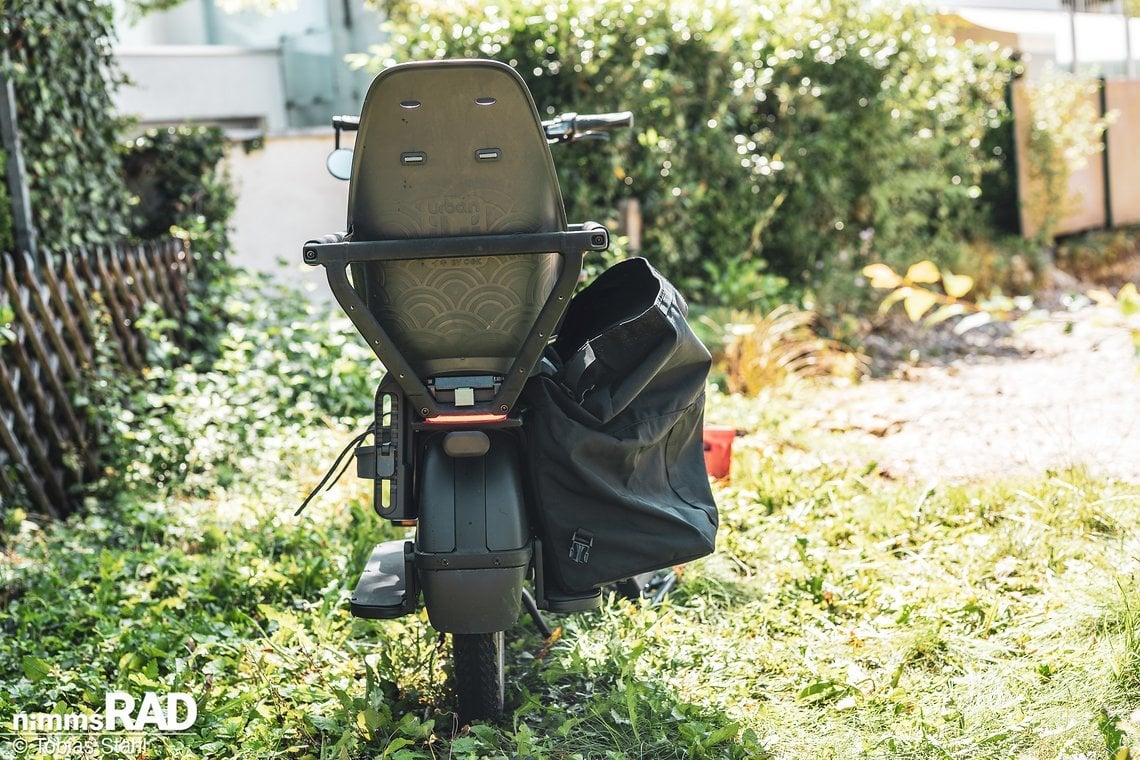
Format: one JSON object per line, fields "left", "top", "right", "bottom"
{"left": 415, "top": 431, "right": 530, "bottom": 633}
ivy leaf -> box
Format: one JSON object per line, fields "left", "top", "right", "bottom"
{"left": 905, "top": 261, "right": 941, "bottom": 284}
{"left": 903, "top": 289, "right": 938, "bottom": 322}
{"left": 22, "top": 655, "right": 51, "bottom": 683}
{"left": 942, "top": 272, "right": 975, "bottom": 299}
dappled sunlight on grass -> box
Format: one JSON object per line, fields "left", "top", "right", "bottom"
{"left": 2, "top": 389, "right": 1139, "bottom": 758}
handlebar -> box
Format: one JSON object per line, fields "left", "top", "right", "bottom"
{"left": 329, "top": 110, "right": 631, "bottom": 148}
{"left": 332, "top": 115, "right": 359, "bottom": 150}
{"left": 542, "top": 111, "right": 634, "bottom": 144}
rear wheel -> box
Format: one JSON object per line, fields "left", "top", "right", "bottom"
{"left": 452, "top": 631, "right": 504, "bottom": 723}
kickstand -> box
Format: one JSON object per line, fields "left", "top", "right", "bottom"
{"left": 521, "top": 589, "right": 553, "bottom": 639}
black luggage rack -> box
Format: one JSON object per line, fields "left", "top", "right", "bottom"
{"left": 303, "top": 225, "right": 610, "bottom": 423}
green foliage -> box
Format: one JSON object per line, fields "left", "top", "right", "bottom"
{"left": 123, "top": 125, "right": 236, "bottom": 285}
{"left": 1021, "top": 68, "right": 1114, "bottom": 247}
{"left": 2, "top": 0, "right": 133, "bottom": 249}
{"left": 3, "top": 381, "right": 1140, "bottom": 757}
{"left": 699, "top": 305, "right": 864, "bottom": 396}
{"left": 120, "top": 0, "right": 195, "bottom": 19}
{"left": 89, "top": 275, "right": 378, "bottom": 497}
{"left": 367, "top": 0, "right": 1018, "bottom": 312}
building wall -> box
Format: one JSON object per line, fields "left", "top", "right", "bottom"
{"left": 115, "top": 46, "right": 289, "bottom": 133}
{"left": 112, "top": 0, "right": 385, "bottom": 132}
{"left": 225, "top": 132, "right": 353, "bottom": 295}
{"left": 110, "top": 1, "right": 383, "bottom": 290}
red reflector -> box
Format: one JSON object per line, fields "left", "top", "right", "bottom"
{"left": 424, "top": 413, "right": 508, "bottom": 426}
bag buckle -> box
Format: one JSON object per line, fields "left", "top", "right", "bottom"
{"left": 569, "top": 529, "right": 594, "bottom": 564}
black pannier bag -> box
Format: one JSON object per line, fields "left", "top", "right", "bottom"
{"left": 521, "top": 257, "right": 718, "bottom": 595}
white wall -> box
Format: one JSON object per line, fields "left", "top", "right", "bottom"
{"left": 115, "top": 47, "right": 289, "bottom": 133}
{"left": 225, "top": 132, "right": 354, "bottom": 296}
{"left": 951, "top": 7, "right": 1137, "bottom": 78}
{"left": 111, "top": 0, "right": 210, "bottom": 46}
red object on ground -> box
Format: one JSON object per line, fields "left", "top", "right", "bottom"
{"left": 702, "top": 425, "right": 736, "bottom": 480}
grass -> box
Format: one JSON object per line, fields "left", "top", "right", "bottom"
{"left": 2, "top": 387, "right": 1139, "bottom": 759}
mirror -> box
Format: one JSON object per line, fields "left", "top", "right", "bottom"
{"left": 326, "top": 148, "right": 354, "bottom": 180}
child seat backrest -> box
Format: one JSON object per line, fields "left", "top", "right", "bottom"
{"left": 346, "top": 60, "right": 567, "bottom": 379}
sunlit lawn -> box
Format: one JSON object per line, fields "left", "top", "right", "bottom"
{"left": 2, "top": 387, "right": 1139, "bottom": 759}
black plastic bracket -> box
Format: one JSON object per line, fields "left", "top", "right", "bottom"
{"left": 353, "top": 377, "right": 414, "bottom": 521}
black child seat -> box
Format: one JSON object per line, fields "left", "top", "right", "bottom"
{"left": 347, "top": 60, "right": 565, "bottom": 383}
{"left": 304, "top": 59, "right": 610, "bottom": 422}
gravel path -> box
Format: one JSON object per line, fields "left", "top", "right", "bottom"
{"left": 800, "top": 309, "right": 1140, "bottom": 484}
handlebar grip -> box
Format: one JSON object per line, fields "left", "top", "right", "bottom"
{"left": 306, "top": 232, "right": 348, "bottom": 247}
{"left": 573, "top": 111, "right": 634, "bottom": 132}
{"left": 333, "top": 115, "right": 360, "bottom": 131}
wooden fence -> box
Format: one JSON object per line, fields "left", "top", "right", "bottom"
{"left": 0, "top": 239, "right": 191, "bottom": 519}
{"left": 1013, "top": 76, "right": 1140, "bottom": 239}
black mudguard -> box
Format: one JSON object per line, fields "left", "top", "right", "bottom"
{"left": 415, "top": 431, "right": 531, "bottom": 634}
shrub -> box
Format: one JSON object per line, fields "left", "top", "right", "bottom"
{"left": 123, "top": 126, "right": 236, "bottom": 285}
{"left": 699, "top": 305, "right": 864, "bottom": 395}
{"left": 91, "top": 276, "right": 377, "bottom": 497}
{"left": 3, "top": 0, "right": 133, "bottom": 249}
{"left": 365, "top": 0, "right": 1018, "bottom": 313}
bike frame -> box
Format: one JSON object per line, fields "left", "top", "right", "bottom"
{"left": 304, "top": 60, "right": 615, "bottom": 637}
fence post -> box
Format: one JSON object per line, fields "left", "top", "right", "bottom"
{"left": 1099, "top": 76, "right": 1114, "bottom": 230}
{"left": 0, "top": 59, "right": 36, "bottom": 257}
{"left": 1126, "top": 6, "right": 1135, "bottom": 79}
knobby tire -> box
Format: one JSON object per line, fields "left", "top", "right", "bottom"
{"left": 452, "top": 631, "right": 505, "bottom": 723}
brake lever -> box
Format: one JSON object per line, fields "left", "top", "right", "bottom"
{"left": 571, "top": 131, "right": 611, "bottom": 143}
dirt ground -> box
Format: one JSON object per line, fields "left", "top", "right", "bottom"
{"left": 798, "top": 302, "right": 1140, "bottom": 485}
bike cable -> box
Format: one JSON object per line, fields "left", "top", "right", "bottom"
{"left": 294, "top": 423, "right": 376, "bottom": 516}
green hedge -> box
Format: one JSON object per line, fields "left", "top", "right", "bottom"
{"left": 371, "top": 0, "right": 1019, "bottom": 311}
{"left": 123, "top": 126, "right": 236, "bottom": 284}
{"left": 3, "top": 0, "right": 133, "bottom": 249}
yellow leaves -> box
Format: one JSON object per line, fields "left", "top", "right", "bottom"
{"left": 1119, "top": 282, "right": 1139, "bottom": 316}
{"left": 903, "top": 289, "right": 938, "bottom": 322}
{"left": 942, "top": 272, "right": 975, "bottom": 299}
{"left": 863, "top": 261, "right": 980, "bottom": 324}
{"left": 863, "top": 261, "right": 975, "bottom": 297}
{"left": 1087, "top": 283, "right": 1140, "bottom": 357}
{"left": 863, "top": 263, "right": 902, "bottom": 289}
{"left": 905, "top": 260, "right": 940, "bottom": 284}
{"left": 1089, "top": 282, "right": 1140, "bottom": 315}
